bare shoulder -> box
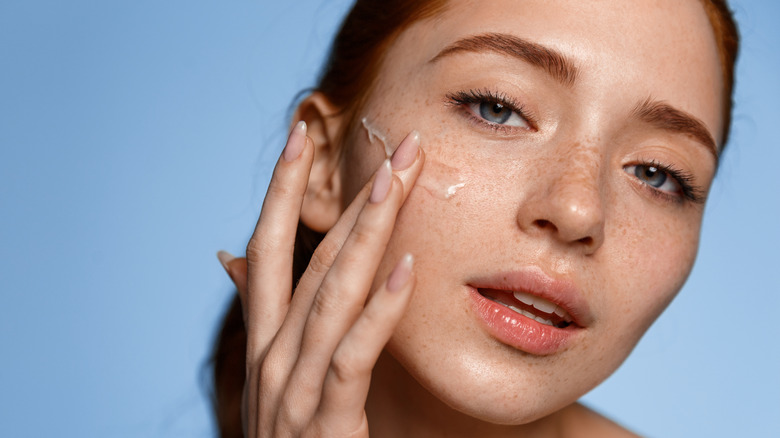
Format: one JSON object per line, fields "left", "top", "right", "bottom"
{"left": 562, "top": 402, "right": 642, "bottom": 438}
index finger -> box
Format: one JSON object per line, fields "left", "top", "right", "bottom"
{"left": 244, "top": 121, "right": 314, "bottom": 358}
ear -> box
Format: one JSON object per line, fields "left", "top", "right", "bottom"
{"left": 293, "top": 92, "right": 345, "bottom": 233}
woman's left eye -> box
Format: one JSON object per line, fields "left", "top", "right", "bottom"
{"left": 468, "top": 101, "right": 529, "bottom": 128}
{"left": 625, "top": 164, "right": 681, "bottom": 194}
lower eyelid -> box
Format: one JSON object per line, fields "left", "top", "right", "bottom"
{"left": 468, "top": 110, "right": 517, "bottom": 134}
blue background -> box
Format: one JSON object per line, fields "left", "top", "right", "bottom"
{"left": 1, "top": 1, "right": 777, "bottom": 436}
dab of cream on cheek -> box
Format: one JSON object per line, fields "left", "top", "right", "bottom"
{"left": 361, "top": 116, "right": 467, "bottom": 200}
{"left": 361, "top": 117, "right": 394, "bottom": 157}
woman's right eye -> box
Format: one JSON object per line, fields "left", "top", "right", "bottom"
{"left": 467, "top": 101, "right": 529, "bottom": 128}
{"left": 447, "top": 89, "right": 535, "bottom": 132}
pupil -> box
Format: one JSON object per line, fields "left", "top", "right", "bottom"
{"left": 479, "top": 101, "right": 512, "bottom": 124}
{"left": 635, "top": 165, "right": 666, "bottom": 188}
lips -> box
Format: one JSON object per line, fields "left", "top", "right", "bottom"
{"left": 466, "top": 267, "right": 593, "bottom": 355}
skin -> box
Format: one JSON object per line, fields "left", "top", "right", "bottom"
{"left": 221, "top": 0, "right": 724, "bottom": 436}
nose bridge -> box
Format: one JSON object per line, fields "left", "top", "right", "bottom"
{"left": 550, "top": 140, "right": 603, "bottom": 208}
{"left": 519, "top": 137, "right": 606, "bottom": 251}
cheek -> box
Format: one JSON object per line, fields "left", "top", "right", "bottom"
{"left": 600, "top": 201, "right": 701, "bottom": 348}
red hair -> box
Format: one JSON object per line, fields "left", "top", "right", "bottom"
{"left": 700, "top": 0, "right": 740, "bottom": 146}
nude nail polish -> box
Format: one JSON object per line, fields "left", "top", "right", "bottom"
{"left": 370, "top": 159, "right": 393, "bottom": 203}
{"left": 387, "top": 253, "right": 414, "bottom": 292}
{"left": 283, "top": 121, "right": 307, "bottom": 162}
{"left": 391, "top": 130, "right": 420, "bottom": 171}
{"left": 217, "top": 250, "right": 235, "bottom": 271}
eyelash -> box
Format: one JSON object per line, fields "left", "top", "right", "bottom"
{"left": 630, "top": 159, "right": 705, "bottom": 205}
{"left": 445, "top": 89, "right": 537, "bottom": 133}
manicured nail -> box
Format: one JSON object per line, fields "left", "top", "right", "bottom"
{"left": 283, "top": 121, "right": 307, "bottom": 162}
{"left": 391, "top": 130, "right": 420, "bottom": 171}
{"left": 370, "top": 159, "right": 393, "bottom": 203}
{"left": 217, "top": 250, "right": 235, "bottom": 272}
{"left": 387, "top": 253, "right": 414, "bottom": 292}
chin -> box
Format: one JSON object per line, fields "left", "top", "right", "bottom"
{"left": 385, "top": 336, "right": 601, "bottom": 426}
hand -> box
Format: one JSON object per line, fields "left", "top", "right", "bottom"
{"left": 219, "top": 121, "right": 424, "bottom": 437}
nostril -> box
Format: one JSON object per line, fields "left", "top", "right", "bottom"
{"left": 532, "top": 219, "right": 595, "bottom": 247}
{"left": 577, "top": 236, "right": 593, "bottom": 246}
{"left": 534, "top": 219, "right": 554, "bottom": 230}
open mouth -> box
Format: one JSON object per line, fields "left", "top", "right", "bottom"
{"left": 478, "top": 288, "right": 573, "bottom": 329}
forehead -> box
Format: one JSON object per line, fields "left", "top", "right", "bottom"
{"left": 379, "top": 0, "right": 724, "bottom": 143}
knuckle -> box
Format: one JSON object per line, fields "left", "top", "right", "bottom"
{"left": 267, "top": 178, "right": 294, "bottom": 199}
{"left": 360, "top": 306, "right": 384, "bottom": 329}
{"left": 310, "top": 281, "right": 345, "bottom": 316}
{"left": 245, "top": 236, "right": 274, "bottom": 263}
{"left": 276, "top": 396, "right": 306, "bottom": 433}
{"left": 258, "top": 358, "right": 285, "bottom": 392}
{"left": 307, "top": 244, "right": 337, "bottom": 277}
{"left": 349, "top": 225, "right": 375, "bottom": 247}
{"left": 329, "top": 347, "right": 366, "bottom": 384}
{"left": 303, "top": 422, "right": 330, "bottom": 438}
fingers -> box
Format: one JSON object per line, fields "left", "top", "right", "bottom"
{"left": 233, "top": 126, "right": 424, "bottom": 437}
{"left": 271, "top": 131, "right": 422, "bottom": 354}
{"left": 217, "top": 252, "right": 248, "bottom": 315}
{"left": 275, "top": 143, "right": 422, "bottom": 429}
{"left": 316, "top": 254, "right": 414, "bottom": 429}
{"left": 296, "top": 160, "right": 401, "bottom": 368}
{"left": 263, "top": 130, "right": 424, "bottom": 378}
{"left": 244, "top": 121, "right": 314, "bottom": 358}
{"left": 287, "top": 130, "right": 423, "bottom": 329}
{"left": 241, "top": 122, "right": 312, "bottom": 438}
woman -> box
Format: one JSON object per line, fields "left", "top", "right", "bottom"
{"left": 212, "top": 0, "right": 739, "bottom": 436}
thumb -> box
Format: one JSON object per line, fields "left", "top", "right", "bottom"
{"left": 217, "top": 251, "right": 249, "bottom": 320}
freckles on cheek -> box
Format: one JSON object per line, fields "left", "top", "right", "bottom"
{"left": 414, "top": 128, "right": 481, "bottom": 203}
{"left": 415, "top": 157, "right": 468, "bottom": 201}
{"left": 361, "top": 117, "right": 394, "bottom": 157}
{"left": 608, "top": 208, "right": 701, "bottom": 329}
{"left": 360, "top": 114, "right": 472, "bottom": 201}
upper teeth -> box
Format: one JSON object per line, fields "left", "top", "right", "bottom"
{"left": 513, "top": 290, "right": 570, "bottom": 320}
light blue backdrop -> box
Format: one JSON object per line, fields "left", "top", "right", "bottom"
{"left": 1, "top": 1, "right": 777, "bottom": 436}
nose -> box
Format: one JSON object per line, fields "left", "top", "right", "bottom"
{"left": 516, "top": 148, "right": 606, "bottom": 254}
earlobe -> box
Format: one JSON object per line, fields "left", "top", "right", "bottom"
{"left": 293, "top": 92, "right": 345, "bottom": 233}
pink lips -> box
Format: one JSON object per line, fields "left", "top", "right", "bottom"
{"left": 467, "top": 266, "right": 593, "bottom": 355}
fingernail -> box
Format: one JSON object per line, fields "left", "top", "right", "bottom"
{"left": 370, "top": 159, "right": 393, "bottom": 203}
{"left": 387, "top": 253, "right": 414, "bottom": 292}
{"left": 217, "top": 250, "right": 235, "bottom": 272}
{"left": 283, "top": 121, "right": 307, "bottom": 162}
{"left": 391, "top": 130, "right": 420, "bottom": 171}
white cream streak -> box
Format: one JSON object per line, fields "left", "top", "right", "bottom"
{"left": 360, "top": 116, "right": 467, "bottom": 199}
{"left": 361, "top": 117, "right": 393, "bottom": 157}
{"left": 445, "top": 182, "right": 466, "bottom": 199}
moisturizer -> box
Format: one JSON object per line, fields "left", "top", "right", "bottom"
{"left": 361, "top": 117, "right": 393, "bottom": 157}
{"left": 418, "top": 159, "right": 467, "bottom": 200}
{"left": 360, "top": 116, "right": 468, "bottom": 200}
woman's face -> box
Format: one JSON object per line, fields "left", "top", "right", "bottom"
{"left": 334, "top": 0, "right": 722, "bottom": 424}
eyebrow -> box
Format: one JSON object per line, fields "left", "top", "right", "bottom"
{"left": 429, "top": 32, "right": 578, "bottom": 87}
{"left": 431, "top": 33, "right": 718, "bottom": 160}
{"left": 632, "top": 98, "right": 719, "bottom": 162}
